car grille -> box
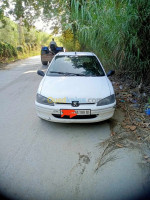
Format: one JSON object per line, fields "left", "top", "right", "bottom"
{"left": 52, "top": 114, "right": 98, "bottom": 119}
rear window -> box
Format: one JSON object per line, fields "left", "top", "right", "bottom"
{"left": 47, "top": 55, "right": 105, "bottom": 76}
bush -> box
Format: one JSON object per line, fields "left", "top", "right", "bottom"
{"left": 17, "top": 46, "right": 24, "bottom": 53}
{"left": 34, "top": 43, "right": 38, "bottom": 50}
{"left": 23, "top": 43, "right": 29, "bottom": 54}
{"left": 0, "top": 41, "right": 18, "bottom": 61}
{"left": 6, "top": 43, "right": 18, "bottom": 57}
{"left": 26, "top": 43, "right": 31, "bottom": 51}
{"left": 30, "top": 43, "right": 34, "bottom": 50}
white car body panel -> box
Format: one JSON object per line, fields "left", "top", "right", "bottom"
{"left": 39, "top": 76, "right": 111, "bottom": 101}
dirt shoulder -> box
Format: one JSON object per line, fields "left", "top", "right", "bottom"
{"left": 0, "top": 50, "right": 40, "bottom": 70}
{"left": 0, "top": 63, "right": 8, "bottom": 69}
{"left": 96, "top": 74, "right": 150, "bottom": 172}
{"left": 99, "top": 75, "right": 150, "bottom": 168}
{"left": 111, "top": 75, "right": 150, "bottom": 143}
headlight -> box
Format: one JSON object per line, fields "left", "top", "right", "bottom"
{"left": 97, "top": 94, "right": 115, "bottom": 106}
{"left": 36, "top": 94, "right": 54, "bottom": 106}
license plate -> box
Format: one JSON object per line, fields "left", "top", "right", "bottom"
{"left": 60, "top": 109, "right": 91, "bottom": 115}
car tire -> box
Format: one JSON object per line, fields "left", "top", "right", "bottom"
{"left": 42, "top": 61, "right": 48, "bottom": 65}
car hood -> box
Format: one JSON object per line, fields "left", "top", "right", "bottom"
{"left": 39, "top": 76, "right": 111, "bottom": 103}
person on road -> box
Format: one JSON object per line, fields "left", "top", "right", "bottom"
{"left": 50, "top": 38, "right": 57, "bottom": 54}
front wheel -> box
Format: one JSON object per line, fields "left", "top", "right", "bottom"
{"left": 42, "top": 61, "right": 48, "bottom": 65}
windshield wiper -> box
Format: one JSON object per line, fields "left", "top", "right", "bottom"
{"left": 49, "top": 71, "right": 86, "bottom": 76}
{"left": 49, "top": 71, "right": 67, "bottom": 74}
{"left": 67, "top": 73, "right": 86, "bottom": 76}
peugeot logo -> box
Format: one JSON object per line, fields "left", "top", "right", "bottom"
{"left": 71, "top": 101, "right": 79, "bottom": 107}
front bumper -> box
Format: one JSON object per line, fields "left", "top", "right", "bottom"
{"left": 35, "top": 101, "right": 116, "bottom": 123}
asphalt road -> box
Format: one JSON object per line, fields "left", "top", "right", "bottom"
{"left": 0, "top": 56, "right": 149, "bottom": 200}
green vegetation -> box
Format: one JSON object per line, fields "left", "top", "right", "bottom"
{"left": 69, "top": 0, "right": 150, "bottom": 83}
{"left": 60, "top": 29, "right": 80, "bottom": 51}
{"left": 0, "top": 41, "right": 17, "bottom": 59}
{"left": 0, "top": 15, "right": 51, "bottom": 63}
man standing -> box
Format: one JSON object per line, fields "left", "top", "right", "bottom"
{"left": 50, "top": 38, "right": 57, "bottom": 54}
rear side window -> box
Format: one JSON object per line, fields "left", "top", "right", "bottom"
{"left": 47, "top": 55, "right": 105, "bottom": 76}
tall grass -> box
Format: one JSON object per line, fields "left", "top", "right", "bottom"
{"left": 69, "top": 0, "right": 150, "bottom": 83}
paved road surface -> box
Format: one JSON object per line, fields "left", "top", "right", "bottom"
{"left": 0, "top": 56, "right": 149, "bottom": 200}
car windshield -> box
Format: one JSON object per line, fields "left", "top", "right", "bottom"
{"left": 46, "top": 55, "right": 105, "bottom": 76}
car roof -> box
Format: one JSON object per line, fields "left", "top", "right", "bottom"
{"left": 56, "top": 52, "right": 95, "bottom": 56}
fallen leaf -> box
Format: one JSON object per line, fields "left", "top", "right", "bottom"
{"left": 126, "top": 119, "right": 130, "bottom": 124}
{"left": 129, "top": 126, "right": 136, "bottom": 131}
{"left": 116, "top": 143, "right": 123, "bottom": 148}
{"left": 111, "top": 132, "right": 116, "bottom": 136}
{"left": 121, "top": 122, "right": 126, "bottom": 127}
{"left": 124, "top": 125, "right": 130, "bottom": 129}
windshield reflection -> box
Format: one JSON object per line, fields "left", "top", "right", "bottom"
{"left": 47, "top": 56, "right": 105, "bottom": 76}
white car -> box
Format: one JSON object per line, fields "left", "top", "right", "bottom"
{"left": 35, "top": 52, "right": 116, "bottom": 123}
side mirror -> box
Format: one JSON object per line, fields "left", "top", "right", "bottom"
{"left": 107, "top": 70, "right": 115, "bottom": 77}
{"left": 37, "top": 70, "right": 45, "bottom": 77}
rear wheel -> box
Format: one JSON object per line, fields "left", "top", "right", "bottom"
{"left": 42, "top": 61, "right": 48, "bottom": 65}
